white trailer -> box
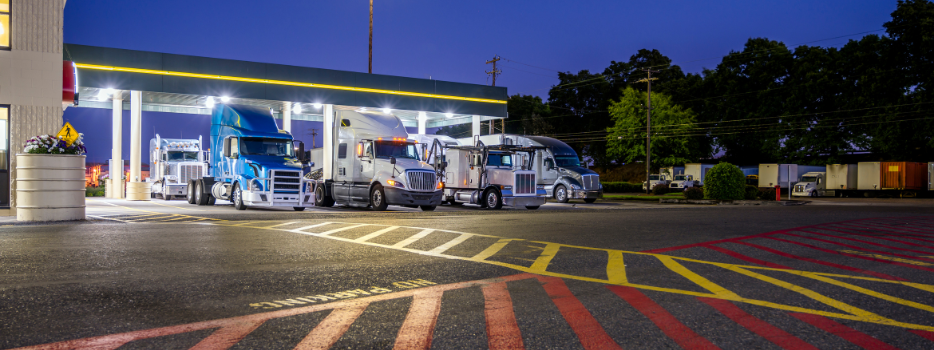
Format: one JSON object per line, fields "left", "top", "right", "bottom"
{"left": 148, "top": 134, "right": 208, "bottom": 200}
{"left": 758, "top": 164, "right": 798, "bottom": 189}
{"left": 684, "top": 163, "right": 715, "bottom": 186}
{"left": 826, "top": 164, "right": 858, "bottom": 197}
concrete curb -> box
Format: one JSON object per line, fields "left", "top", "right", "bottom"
{"left": 660, "top": 199, "right": 809, "bottom": 206}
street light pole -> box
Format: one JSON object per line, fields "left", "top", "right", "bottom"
{"left": 369, "top": 0, "right": 373, "bottom": 74}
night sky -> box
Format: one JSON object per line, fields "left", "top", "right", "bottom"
{"left": 61, "top": 0, "right": 897, "bottom": 164}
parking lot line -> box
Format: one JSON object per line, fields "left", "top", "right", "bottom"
{"left": 800, "top": 229, "right": 934, "bottom": 258}
{"left": 608, "top": 285, "right": 720, "bottom": 350}
{"left": 294, "top": 304, "right": 370, "bottom": 350}
{"left": 527, "top": 243, "right": 560, "bottom": 274}
{"left": 428, "top": 233, "right": 474, "bottom": 254}
{"left": 393, "top": 290, "right": 444, "bottom": 350}
{"left": 734, "top": 241, "right": 905, "bottom": 280}
{"left": 290, "top": 222, "right": 333, "bottom": 233}
{"left": 605, "top": 250, "right": 628, "bottom": 284}
{"left": 823, "top": 226, "right": 934, "bottom": 249}
{"left": 540, "top": 277, "right": 622, "bottom": 350}
{"left": 790, "top": 313, "right": 899, "bottom": 350}
{"left": 482, "top": 282, "right": 525, "bottom": 350}
{"left": 768, "top": 236, "right": 934, "bottom": 273}
{"left": 705, "top": 244, "right": 792, "bottom": 269}
{"left": 699, "top": 297, "right": 818, "bottom": 350}
{"left": 392, "top": 229, "right": 435, "bottom": 248}
{"left": 355, "top": 226, "right": 399, "bottom": 242}
{"left": 189, "top": 319, "right": 265, "bottom": 350}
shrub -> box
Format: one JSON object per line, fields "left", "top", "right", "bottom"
{"left": 703, "top": 162, "right": 746, "bottom": 200}
{"left": 600, "top": 182, "right": 642, "bottom": 193}
{"left": 744, "top": 185, "right": 759, "bottom": 200}
{"left": 652, "top": 183, "right": 669, "bottom": 195}
{"left": 683, "top": 187, "right": 704, "bottom": 199}
{"left": 759, "top": 187, "right": 776, "bottom": 200}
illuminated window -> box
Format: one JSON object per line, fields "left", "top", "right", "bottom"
{"left": 0, "top": 0, "right": 9, "bottom": 49}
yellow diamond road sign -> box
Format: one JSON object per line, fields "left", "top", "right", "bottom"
{"left": 56, "top": 122, "right": 79, "bottom": 146}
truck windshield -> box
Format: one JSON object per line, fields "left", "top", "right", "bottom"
{"left": 240, "top": 138, "right": 294, "bottom": 157}
{"left": 801, "top": 176, "right": 818, "bottom": 183}
{"left": 674, "top": 175, "right": 686, "bottom": 181}
{"left": 649, "top": 175, "right": 660, "bottom": 180}
{"left": 487, "top": 153, "right": 512, "bottom": 167}
{"left": 374, "top": 141, "right": 418, "bottom": 160}
{"left": 554, "top": 155, "right": 581, "bottom": 167}
{"left": 167, "top": 151, "right": 198, "bottom": 161}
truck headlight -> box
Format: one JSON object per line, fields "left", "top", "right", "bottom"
{"left": 386, "top": 179, "right": 405, "bottom": 188}
{"left": 570, "top": 183, "right": 581, "bottom": 190}
{"left": 437, "top": 182, "right": 444, "bottom": 190}
{"left": 250, "top": 181, "right": 263, "bottom": 191}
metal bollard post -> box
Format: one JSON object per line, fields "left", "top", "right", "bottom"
{"left": 775, "top": 185, "right": 781, "bottom": 201}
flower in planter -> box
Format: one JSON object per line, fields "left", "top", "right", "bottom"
{"left": 22, "top": 134, "right": 86, "bottom": 155}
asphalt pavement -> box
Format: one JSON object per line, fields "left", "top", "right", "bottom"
{"left": 2, "top": 198, "right": 934, "bottom": 349}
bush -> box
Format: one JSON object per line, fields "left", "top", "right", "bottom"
{"left": 601, "top": 182, "right": 642, "bottom": 193}
{"left": 703, "top": 162, "right": 746, "bottom": 200}
{"left": 759, "top": 187, "right": 776, "bottom": 200}
{"left": 652, "top": 183, "right": 669, "bottom": 195}
{"left": 85, "top": 186, "right": 105, "bottom": 197}
{"left": 744, "top": 185, "right": 759, "bottom": 200}
{"left": 683, "top": 187, "right": 704, "bottom": 199}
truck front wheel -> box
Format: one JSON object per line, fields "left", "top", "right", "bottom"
{"left": 315, "top": 184, "right": 334, "bottom": 207}
{"left": 554, "top": 185, "right": 569, "bottom": 203}
{"left": 232, "top": 185, "right": 247, "bottom": 210}
{"left": 371, "top": 184, "right": 388, "bottom": 211}
{"left": 484, "top": 188, "right": 503, "bottom": 209}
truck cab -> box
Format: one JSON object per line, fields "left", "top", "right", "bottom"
{"left": 190, "top": 104, "right": 315, "bottom": 211}
{"left": 436, "top": 143, "right": 546, "bottom": 209}
{"left": 668, "top": 174, "right": 696, "bottom": 191}
{"left": 148, "top": 135, "right": 207, "bottom": 200}
{"left": 793, "top": 172, "right": 826, "bottom": 197}
{"left": 314, "top": 110, "right": 443, "bottom": 211}
{"left": 643, "top": 174, "right": 671, "bottom": 191}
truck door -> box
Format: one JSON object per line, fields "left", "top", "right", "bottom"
{"left": 352, "top": 141, "right": 375, "bottom": 202}
{"left": 334, "top": 142, "right": 350, "bottom": 202}
{"left": 541, "top": 151, "right": 558, "bottom": 185}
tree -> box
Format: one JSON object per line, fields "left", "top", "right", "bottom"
{"left": 606, "top": 87, "right": 697, "bottom": 169}
{"left": 505, "top": 94, "right": 553, "bottom": 135}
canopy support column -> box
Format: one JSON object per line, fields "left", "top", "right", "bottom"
{"left": 283, "top": 102, "right": 292, "bottom": 133}
{"left": 323, "top": 104, "right": 334, "bottom": 181}
{"left": 109, "top": 90, "right": 123, "bottom": 199}
{"left": 126, "top": 90, "right": 149, "bottom": 200}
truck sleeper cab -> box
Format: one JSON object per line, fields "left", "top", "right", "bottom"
{"left": 190, "top": 104, "right": 315, "bottom": 211}
{"left": 314, "top": 110, "right": 443, "bottom": 211}
{"left": 793, "top": 172, "right": 826, "bottom": 197}
{"left": 438, "top": 144, "right": 547, "bottom": 209}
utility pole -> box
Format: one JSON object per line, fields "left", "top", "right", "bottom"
{"left": 310, "top": 128, "right": 319, "bottom": 148}
{"left": 636, "top": 68, "right": 659, "bottom": 193}
{"left": 369, "top": 0, "right": 374, "bottom": 74}
{"left": 485, "top": 55, "right": 501, "bottom": 86}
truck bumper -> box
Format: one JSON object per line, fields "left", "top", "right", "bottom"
{"left": 503, "top": 195, "right": 546, "bottom": 208}
{"left": 571, "top": 189, "right": 603, "bottom": 199}
{"left": 243, "top": 190, "right": 316, "bottom": 208}
{"left": 385, "top": 188, "right": 443, "bottom": 206}
{"left": 162, "top": 184, "right": 188, "bottom": 197}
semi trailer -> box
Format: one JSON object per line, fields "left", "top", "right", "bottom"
{"left": 825, "top": 164, "right": 858, "bottom": 197}
{"left": 856, "top": 162, "right": 927, "bottom": 197}
{"left": 188, "top": 104, "right": 315, "bottom": 211}
{"left": 433, "top": 142, "right": 547, "bottom": 209}
{"left": 148, "top": 135, "right": 208, "bottom": 200}
{"left": 464, "top": 134, "right": 603, "bottom": 203}
{"left": 311, "top": 110, "right": 443, "bottom": 211}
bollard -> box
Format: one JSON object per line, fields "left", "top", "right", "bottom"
{"left": 775, "top": 185, "right": 781, "bottom": 201}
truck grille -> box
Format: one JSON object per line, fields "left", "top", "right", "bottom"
{"left": 515, "top": 173, "right": 535, "bottom": 194}
{"left": 795, "top": 185, "right": 804, "bottom": 193}
{"left": 179, "top": 164, "right": 202, "bottom": 184}
{"left": 581, "top": 174, "right": 599, "bottom": 190}
{"left": 406, "top": 171, "right": 437, "bottom": 192}
{"left": 272, "top": 170, "right": 302, "bottom": 193}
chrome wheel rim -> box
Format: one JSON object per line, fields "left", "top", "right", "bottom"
{"left": 373, "top": 190, "right": 382, "bottom": 207}
{"left": 234, "top": 188, "right": 241, "bottom": 206}
{"left": 487, "top": 192, "right": 498, "bottom": 207}
{"left": 556, "top": 188, "right": 566, "bottom": 201}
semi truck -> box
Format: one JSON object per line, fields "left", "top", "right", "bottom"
{"left": 463, "top": 134, "right": 603, "bottom": 203}
{"left": 434, "top": 142, "right": 547, "bottom": 209}
{"left": 668, "top": 174, "right": 697, "bottom": 191}
{"left": 148, "top": 135, "right": 208, "bottom": 200}
{"left": 792, "top": 172, "right": 826, "bottom": 197}
{"left": 312, "top": 110, "right": 443, "bottom": 211}
{"left": 189, "top": 104, "right": 315, "bottom": 211}
{"left": 643, "top": 173, "right": 671, "bottom": 191}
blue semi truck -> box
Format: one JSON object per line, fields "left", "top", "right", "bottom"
{"left": 187, "top": 104, "right": 315, "bottom": 211}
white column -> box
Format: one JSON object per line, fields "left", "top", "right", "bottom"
{"left": 126, "top": 91, "right": 150, "bottom": 200}
{"left": 110, "top": 90, "right": 124, "bottom": 199}
{"left": 417, "top": 112, "right": 427, "bottom": 135}
{"left": 283, "top": 102, "right": 292, "bottom": 133}
{"left": 323, "top": 104, "right": 334, "bottom": 180}
{"left": 472, "top": 115, "right": 481, "bottom": 138}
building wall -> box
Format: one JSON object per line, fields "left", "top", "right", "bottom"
{"left": 0, "top": 0, "right": 66, "bottom": 215}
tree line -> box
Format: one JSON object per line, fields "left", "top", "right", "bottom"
{"left": 439, "top": 0, "right": 934, "bottom": 169}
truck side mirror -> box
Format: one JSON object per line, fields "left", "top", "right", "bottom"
{"left": 580, "top": 161, "right": 587, "bottom": 167}
{"left": 294, "top": 141, "right": 306, "bottom": 161}
{"left": 390, "top": 156, "right": 397, "bottom": 165}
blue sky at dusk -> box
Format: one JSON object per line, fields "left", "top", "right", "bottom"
{"left": 61, "top": 0, "right": 898, "bottom": 163}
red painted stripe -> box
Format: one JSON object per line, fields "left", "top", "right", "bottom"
{"left": 294, "top": 304, "right": 369, "bottom": 350}
{"left": 789, "top": 313, "right": 899, "bottom": 350}
{"left": 189, "top": 320, "right": 266, "bottom": 350}
{"left": 734, "top": 241, "right": 905, "bottom": 281}
{"left": 909, "top": 330, "right": 934, "bottom": 342}
{"left": 862, "top": 222, "right": 934, "bottom": 234}
{"left": 482, "top": 282, "right": 526, "bottom": 350}
{"left": 607, "top": 286, "right": 720, "bottom": 350}
{"left": 537, "top": 277, "right": 621, "bottom": 350}
{"left": 836, "top": 224, "right": 934, "bottom": 242}
{"left": 705, "top": 245, "right": 792, "bottom": 269}
{"left": 768, "top": 236, "right": 934, "bottom": 274}
{"left": 799, "top": 229, "right": 934, "bottom": 258}
{"left": 824, "top": 226, "right": 934, "bottom": 249}
{"left": 393, "top": 291, "right": 444, "bottom": 350}
{"left": 698, "top": 298, "right": 817, "bottom": 350}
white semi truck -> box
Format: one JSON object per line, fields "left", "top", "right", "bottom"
{"left": 433, "top": 142, "right": 547, "bottom": 209}
{"left": 312, "top": 110, "right": 444, "bottom": 211}
{"left": 643, "top": 174, "right": 671, "bottom": 191}
{"left": 792, "top": 172, "right": 826, "bottom": 197}
{"left": 148, "top": 135, "right": 208, "bottom": 200}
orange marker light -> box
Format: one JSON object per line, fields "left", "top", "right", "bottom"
{"left": 357, "top": 143, "right": 362, "bottom": 156}
{"left": 436, "top": 181, "right": 444, "bottom": 189}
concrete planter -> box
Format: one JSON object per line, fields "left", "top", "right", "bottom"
{"left": 15, "top": 154, "right": 86, "bottom": 221}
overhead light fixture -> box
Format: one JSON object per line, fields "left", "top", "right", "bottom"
{"left": 382, "top": 108, "right": 391, "bottom": 114}
{"left": 293, "top": 103, "right": 302, "bottom": 114}
{"left": 206, "top": 97, "right": 215, "bottom": 108}
{"left": 221, "top": 96, "right": 230, "bottom": 102}
{"left": 97, "top": 88, "right": 114, "bottom": 101}
{"left": 359, "top": 107, "right": 368, "bottom": 112}
{"left": 445, "top": 112, "right": 453, "bottom": 118}
{"left": 313, "top": 103, "right": 322, "bottom": 109}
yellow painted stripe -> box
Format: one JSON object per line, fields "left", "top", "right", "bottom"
{"left": 657, "top": 256, "right": 741, "bottom": 299}
{"left": 606, "top": 251, "right": 627, "bottom": 284}
{"left": 802, "top": 273, "right": 934, "bottom": 314}
{"left": 355, "top": 226, "right": 399, "bottom": 242}
{"left": 528, "top": 244, "right": 561, "bottom": 274}
{"left": 470, "top": 239, "right": 514, "bottom": 261}
{"left": 76, "top": 63, "right": 508, "bottom": 105}
{"left": 723, "top": 265, "right": 884, "bottom": 321}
